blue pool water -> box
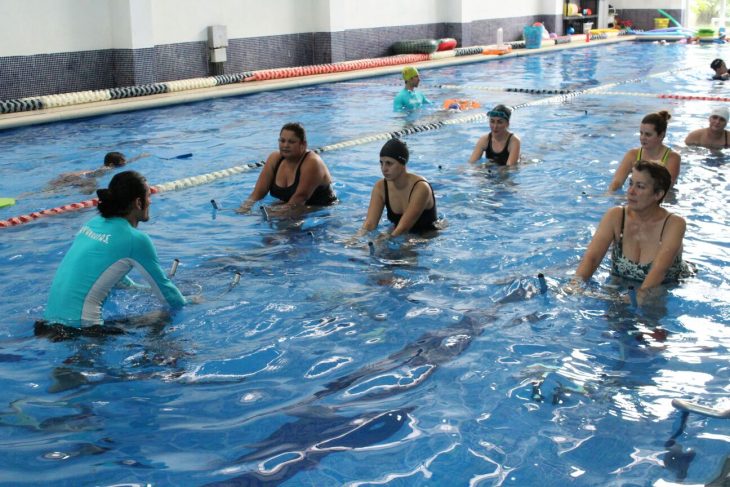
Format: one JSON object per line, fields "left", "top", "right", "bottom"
{"left": 1, "top": 41, "right": 729, "bottom": 486}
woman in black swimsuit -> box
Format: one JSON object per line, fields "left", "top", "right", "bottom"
{"left": 238, "top": 123, "right": 336, "bottom": 213}
{"left": 468, "top": 104, "right": 521, "bottom": 166}
{"left": 358, "top": 138, "right": 437, "bottom": 237}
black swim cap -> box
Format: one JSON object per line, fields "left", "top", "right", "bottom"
{"left": 711, "top": 58, "right": 724, "bottom": 69}
{"left": 380, "top": 138, "right": 409, "bottom": 164}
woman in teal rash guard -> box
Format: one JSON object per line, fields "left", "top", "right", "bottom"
{"left": 37, "top": 171, "right": 186, "bottom": 339}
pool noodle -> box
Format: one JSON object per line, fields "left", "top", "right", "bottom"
{"left": 0, "top": 197, "right": 16, "bottom": 208}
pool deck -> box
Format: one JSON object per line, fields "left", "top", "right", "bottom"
{"left": 0, "top": 35, "right": 634, "bottom": 131}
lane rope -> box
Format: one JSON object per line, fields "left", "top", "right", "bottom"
{"left": 0, "top": 67, "right": 693, "bottom": 229}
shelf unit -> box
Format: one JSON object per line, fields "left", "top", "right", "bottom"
{"left": 563, "top": 0, "right": 598, "bottom": 34}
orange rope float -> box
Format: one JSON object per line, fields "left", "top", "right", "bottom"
{"left": 246, "top": 54, "right": 430, "bottom": 82}
{"left": 0, "top": 187, "right": 160, "bottom": 229}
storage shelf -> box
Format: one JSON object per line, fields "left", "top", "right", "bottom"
{"left": 564, "top": 15, "right": 597, "bottom": 20}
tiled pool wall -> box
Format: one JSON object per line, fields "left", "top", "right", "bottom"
{"left": 0, "top": 9, "right": 679, "bottom": 101}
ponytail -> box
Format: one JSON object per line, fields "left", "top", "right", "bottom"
{"left": 96, "top": 171, "right": 147, "bottom": 218}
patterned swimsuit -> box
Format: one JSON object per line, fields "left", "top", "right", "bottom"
{"left": 610, "top": 207, "right": 690, "bottom": 283}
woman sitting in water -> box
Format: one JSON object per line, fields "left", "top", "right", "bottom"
{"left": 358, "top": 138, "right": 437, "bottom": 237}
{"left": 237, "top": 123, "right": 336, "bottom": 213}
{"left": 468, "top": 104, "right": 521, "bottom": 166}
{"left": 608, "top": 111, "right": 680, "bottom": 192}
{"left": 573, "top": 161, "right": 690, "bottom": 302}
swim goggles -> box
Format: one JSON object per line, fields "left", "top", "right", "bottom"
{"left": 487, "top": 110, "right": 510, "bottom": 120}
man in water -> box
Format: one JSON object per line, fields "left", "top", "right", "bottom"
{"left": 37, "top": 171, "right": 187, "bottom": 339}
{"left": 685, "top": 106, "right": 729, "bottom": 150}
{"left": 393, "top": 66, "right": 432, "bottom": 111}
{"left": 46, "top": 152, "right": 147, "bottom": 194}
{"left": 710, "top": 58, "right": 729, "bottom": 80}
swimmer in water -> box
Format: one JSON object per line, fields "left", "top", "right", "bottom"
{"left": 45, "top": 151, "right": 148, "bottom": 195}
{"left": 393, "top": 66, "right": 433, "bottom": 112}
{"left": 357, "top": 138, "right": 437, "bottom": 237}
{"left": 608, "top": 111, "right": 680, "bottom": 192}
{"left": 572, "top": 161, "right": 691, "bottom": 305}
{"left": 237, "top": 123, "right": 336, "bottom": 214}
{"left": 468, "top": 104, "right": 521, "bottom": 166}
{"left": 37, "top": 170, "right": 187, "bottom": 339}
{"left": 684, "top": 106, "right": 730, "bottom": 150}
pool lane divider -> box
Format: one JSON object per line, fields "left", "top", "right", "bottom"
{"left": 1, "top": 53, "right": 433, "bottom": 114}
{"left": 0, "top": 66, "right": 693, "bottom": 229}
{"left": 0, "top": 73, "right": 252, "bottom": 115}
{"left": 0, "top": 161, "right": 265, "bottom": 228}
{"left": 244, "top": 54, "right": 430, "bottom": 82}
{"left": 0, "top": 34, "right": 630, "bottom": 117}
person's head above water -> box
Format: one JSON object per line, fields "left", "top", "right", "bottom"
{"left": 280, "top": 122, "right": 307, "bottom": 144}
{"left": 633, "top": 160, "right": 671, "bottom": 204}
{"left": 488, "top": 104, "right": 512, "bottom": 122}
{"left": 710, "top": 106, "right": 729, "bottom": 123}
{"left": 96, "top": 170, "right": 149, "bottom": 220}
{"left": 711, "top": 58, "right": 726, "bottom": 71}
{"left": 380, "top": 138, "right": 409, "bottom": 165}
{"left": 402, "top": 66, "right": 419, "bottom": 82}
{"left": 103, "top": 151, "right": 127, "bottom": 168}
{"left": 641, "top": 110, "right": 671, "bottom": 137}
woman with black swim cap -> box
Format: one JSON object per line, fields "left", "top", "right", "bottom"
{"left": 358, "top": 138, "right": 437, "bottom": 237}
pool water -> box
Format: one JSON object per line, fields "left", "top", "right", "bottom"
{"left": 1, "top": 41, "right": 729, "bottom": 486}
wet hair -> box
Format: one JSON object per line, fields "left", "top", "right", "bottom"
{"left": 96, "top": 170, "right": 148, "bottom": 218}
{"left": 380, "top": 138, "right": 409, "bottom": 164}
{"left": 641, "top": 111, "right": 671, "bottom": 136}
{"left": 280, "top": 122, "right": 307, "bottom": 144}
{"left": 711, "top": 58, "right": 724, "bottom": 70}
{"left": 103, "top": 151, "right": 126, "bottom": 167}
{"left": 634, "top": 160, "right": 671, "bottom": 203}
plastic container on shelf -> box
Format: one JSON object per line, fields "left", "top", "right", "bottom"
{"left": 583, "top": 22, "right": 593, "bottom": 33}
{"left": 654, "top": 18, "right": 670, "bottom": 29}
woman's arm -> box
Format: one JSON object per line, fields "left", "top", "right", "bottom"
{"left": 359, "top": 180, "right": 386, "bottom": 234}
{"left": 468, "top": 135, "right": 488, "bottom": 163}
{"left": 391, "top": 180, "right": 433, "bottom": 237}
{"left": 506, "top": 134, "right": 521, "bottom": 166}
{"left": 665, "top": 150, "right": 681, "bottom": 186}
{"left": 288, "top": 153, "right": 327, "bottom": 206}
{"left": 639, "top": 214, "right": 686, "bottom": 292}
{"left": 574, "top": 207, "right": 621, "bottom": 282}
{"left": 608, "top": 149, "right": 637, "bottom": 192}
{"left": 238, "top": 152, "right": 278, "bottom": 212}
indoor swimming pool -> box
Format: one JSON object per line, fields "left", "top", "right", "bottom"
{"left": 0, "top": 41, "right": 729, "bottom": 485}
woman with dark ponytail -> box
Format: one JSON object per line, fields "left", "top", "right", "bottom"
{"left": 608, "top": 110, "right": 680, "bottom": 192}
{"left": 38, "top": 171, "right": 186, "bottom": 337}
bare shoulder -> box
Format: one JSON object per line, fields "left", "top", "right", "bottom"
{"left": 304, "top": 150, "right": 325, "bottom": 166}
{"left": 265, "top": 151, "right": 281, "bottom": 166}
{"left": 667, "top": 211, "right": 686, "bottom": 229}
{"left": 605, "top": 205, "right": 624, "bottom": 221}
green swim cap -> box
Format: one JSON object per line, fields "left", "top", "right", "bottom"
{"left": 402, "top": 66, "right": 419, "bottom": 81}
